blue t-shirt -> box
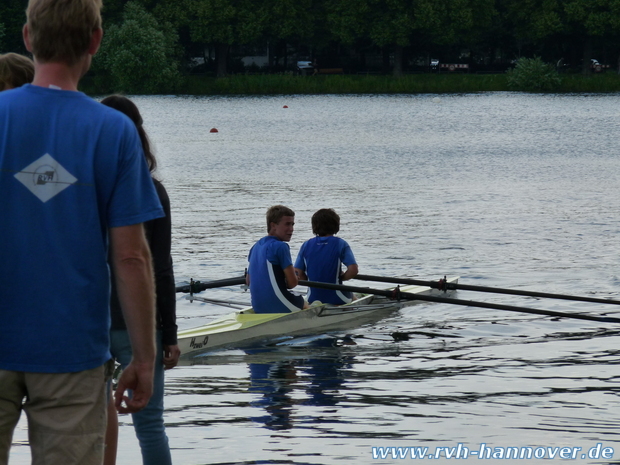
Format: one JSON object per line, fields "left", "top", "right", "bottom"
{"left": 248, "top": 236, "right": 304, "bottom": 313}
{"left": 294, "top": 236, "right": 357, "bottom": 304}
{"left": 0, "top": 85, "right": 163, "bottom": 373}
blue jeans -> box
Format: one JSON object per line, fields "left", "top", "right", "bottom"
{"left": 110, "top": 330, "right": 172, "bottom": 465}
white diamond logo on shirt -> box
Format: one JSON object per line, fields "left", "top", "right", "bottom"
{"left": 14, "top": 153, "right": 78, "bottom": 203}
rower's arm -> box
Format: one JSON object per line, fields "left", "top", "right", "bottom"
{"left": 283, "top": 265, "right": 298, "bottom": 289}
{"left": 340, "top": 264, "right": 359, "bottom": 281}
{"left": 295, "top": 267, "right": 308, "bottom": 281}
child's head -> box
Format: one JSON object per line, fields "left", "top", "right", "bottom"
{"left": 266, "top": 205, "right": 295, "bottom": 241}
{"left": 266, "top": 205, "right": 295, "bottom": 231}
{"left": 312, "top": 208, "right": 340, "bottom": 236}
{"left": 26, "top": 0, "right": 102, "bottom": 66}
{"left": 0, "top": 53, "right": 34, "bottom": 90}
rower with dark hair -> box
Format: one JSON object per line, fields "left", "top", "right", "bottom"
{"left": 295, "top": 208, "right": 358, "bottom": 305}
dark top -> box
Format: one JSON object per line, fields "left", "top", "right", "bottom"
{"left": 110, "top": 179, "right": 178, "bottom": 345}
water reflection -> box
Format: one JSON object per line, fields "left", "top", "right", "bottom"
{"left": 246, "top": 337, "right": 354, "bottom": 431}
{"left": 248, "top": 356, "right": 296, "bottom": 430}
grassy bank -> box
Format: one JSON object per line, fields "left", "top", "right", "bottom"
{"left": 83, "top": 72, "right": 620, "bottom": 96}
{"left": 181, "top": 73, "right": 509, "bottom": 95}
{"left": 556, "top": 73, "right": 620, "bottom": 92}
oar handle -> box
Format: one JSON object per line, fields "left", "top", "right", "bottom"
{"left": 175, "top": 275, "right": 246, "bottom": 293}
{"left": 356, "top": 274, "right": 455, "bottom": 290}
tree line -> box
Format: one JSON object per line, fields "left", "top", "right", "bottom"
{"left": 1, "top": 0, "right": 619, "bottom": 93}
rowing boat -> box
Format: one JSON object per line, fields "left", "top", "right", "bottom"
{"left": 178, "top": 277, "right": 458, "bottom": 358}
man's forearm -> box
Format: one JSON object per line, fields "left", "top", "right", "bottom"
{"left": 114, "top": 252, "right": 156, "bottom": 363}
{"left": 110, "top": 225, "right": 157, "bottom": 365}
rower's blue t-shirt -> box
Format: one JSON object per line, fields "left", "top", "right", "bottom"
{"left": 294, "top": 236, "right": 357, "bottom": 304}
{"left": 248, "top": 236, "right": 304, "bottom": 313}
{"left": 0, "top": 85, "right": 163, "bottom": 373}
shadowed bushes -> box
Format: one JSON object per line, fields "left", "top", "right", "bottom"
{"left": 506, "top": 57, "right": 562, "bottom": 92}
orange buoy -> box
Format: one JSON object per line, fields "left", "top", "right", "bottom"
{"left": 210, "top": 128, "right": 218, "bottom": 133}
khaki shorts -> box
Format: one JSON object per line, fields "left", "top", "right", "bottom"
{"left": 0, "top": 361, "right": 113, "bottom": 465}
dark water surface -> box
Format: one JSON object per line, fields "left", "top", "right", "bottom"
{"left": 11, "top": 93, "right": 620, "bottom": 464}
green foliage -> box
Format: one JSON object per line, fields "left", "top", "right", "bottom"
{"left": 434, "top": 0, "right": 495, "bottom": 46}
{"left": 263, "top": 0, "right": 313, "bottom": 40}
{"left": 185, "top": 0, "right": 263, "bottom": 45}
{"left": 95, "top": 2, "right": 182, "bottom": 94}
{"left": 0, "top": 0, "right": 29, "bottom": 54}
{"left": 77, "top": 0, "right": 620, "bottom": 94}
{"left": 506, "top": 57, "right": 562, "bottom": 91}
{"left": 327, "top": 0, "right": 372, "bottom": 45}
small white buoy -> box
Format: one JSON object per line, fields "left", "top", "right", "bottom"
{"left": 432, "top": 97, "right": 441, "bottom": 103}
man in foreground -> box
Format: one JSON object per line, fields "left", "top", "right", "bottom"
{"left": 0, "top": 0, "right": 163, "bottom": 463}
{"left": 246, "top": 205, "right": 306, "bottom": 313}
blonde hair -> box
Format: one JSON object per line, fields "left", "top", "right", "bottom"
{"left": 0, "top": 53, "right": 34, "bottom": 89}
{"left": 26, "top": 0, "right": 102, "bottom": 66}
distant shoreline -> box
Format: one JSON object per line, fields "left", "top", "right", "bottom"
{"left": 83, "top": 73, "right": 620, "bottom": 96}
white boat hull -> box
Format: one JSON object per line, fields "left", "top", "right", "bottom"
{"left": 178, "top": 278, "right": 458, "bottom": 357}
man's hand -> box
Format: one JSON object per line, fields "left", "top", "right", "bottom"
{"left": 163, "top": 344, "right": 181, "bottom": 370}
{"left": 110, "top": 224, "right": 157, "bottom": 414}
{"left": 114, "top": 361, "right": 154, "bottom": 414}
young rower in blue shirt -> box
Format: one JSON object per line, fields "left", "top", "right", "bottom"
{"left": 247, "top": 205, "right": 307, "bottom": 313}
{"left": 294, "top": 208, "right": 359, "bottom": 305}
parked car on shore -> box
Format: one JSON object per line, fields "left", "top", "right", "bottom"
{"left": 296, "top": 60, "right": 314, "bottom": 75}
{"left": 557, "top": 58, "right": 609, "bottom": 73}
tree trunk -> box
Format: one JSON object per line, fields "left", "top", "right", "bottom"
{"left": 215, "top": 43, "right": 229, "bottom": 77}
{"left": 393, "top": 44, "right": 403, "bottom": 77}
{"left": 382, "top": 46, "right": 391, "bottom": 74}
{"left": 581, "top": 35, "right": 592, "bottom": 76}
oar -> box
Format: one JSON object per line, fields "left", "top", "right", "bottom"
{"left": 175, "top": 276, "right": 246, "bottom": 294}
{"left": 298, "top": 280, "right": 620, "bottom": 324}
{"left": 355, "top": 274, "right": 620, "bottom": 306}
{"left": 184, "top": 295, "right": 248, "bottom": 309}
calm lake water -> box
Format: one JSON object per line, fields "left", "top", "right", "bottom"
{"left": 10, "top": 92, "right": 620, "bottom": 464}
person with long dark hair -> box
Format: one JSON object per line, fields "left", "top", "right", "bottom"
{"left": 101, "top": 95, "right": 179, "bottom": 465}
